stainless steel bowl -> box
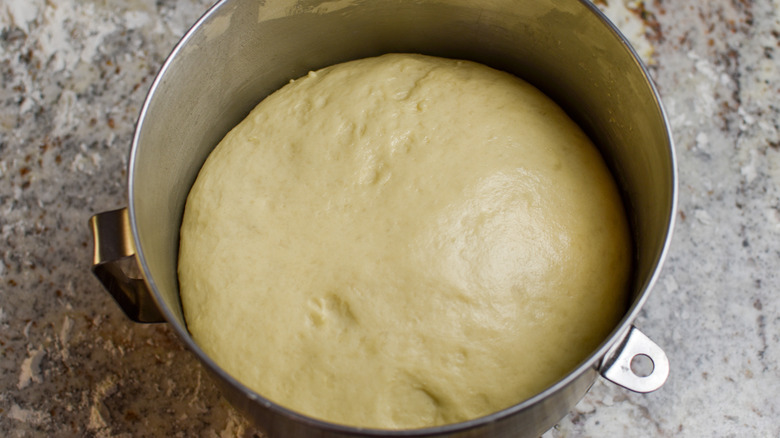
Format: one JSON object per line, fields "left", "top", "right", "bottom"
{"left": 90, "top": 0, "right": 677, "bottom": 436}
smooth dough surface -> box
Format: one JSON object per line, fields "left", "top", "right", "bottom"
{"left": 179, "top": 54, "right": 631, "bottom": 429}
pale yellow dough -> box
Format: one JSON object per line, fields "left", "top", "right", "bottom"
{"left": 179, "top": 54, "right": 631, "bottom": 429}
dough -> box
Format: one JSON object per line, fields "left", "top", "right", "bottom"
{"left": 178, "top": 54, "right": 631, "bottom": 429}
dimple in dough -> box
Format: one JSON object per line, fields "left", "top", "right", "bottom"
{"left": 178, "top": 53, "right": 631, "bottom": 430}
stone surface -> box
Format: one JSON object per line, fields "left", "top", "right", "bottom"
{"left": 1, "top": 1, "right": 778, "bottom": 437}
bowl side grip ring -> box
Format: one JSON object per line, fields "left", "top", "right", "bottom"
{"left": 89, "top": 207, "right": 166, "bottom": 323}
{"left": 600, "top": 326, "right": 669, "bottom": 393}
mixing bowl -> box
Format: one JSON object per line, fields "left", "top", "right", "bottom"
{"left": 90, "top": 0, "right": 677, "bottom": 436}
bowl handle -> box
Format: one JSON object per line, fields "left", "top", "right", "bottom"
{"left": 600, "top": 326, "right": 669, "bottom": 392}
{"left": 88, "top": 207, "right": 166, "bottom": 323}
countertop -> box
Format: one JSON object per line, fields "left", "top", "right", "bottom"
{"left": 1, "top": 1, "right": 778, "bottom": 436}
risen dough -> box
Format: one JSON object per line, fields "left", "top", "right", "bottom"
{"left": 179, "top": 54, "right": 631, "bottom": 429}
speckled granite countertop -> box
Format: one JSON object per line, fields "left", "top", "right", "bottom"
{"left": 1, "top": 1, "right": 778, "bottom": 437}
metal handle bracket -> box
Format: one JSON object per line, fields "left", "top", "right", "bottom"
{"left": 89, "top": 207, "right": 165, "bottom": 323}
{"left": 600, "top": 326, "right": 669, "bottom": 393}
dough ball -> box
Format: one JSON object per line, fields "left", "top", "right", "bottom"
{"left": 179, "top": 53, "right": 631, "bottom": 429}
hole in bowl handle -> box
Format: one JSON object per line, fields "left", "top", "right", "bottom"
{"left": 89, "top": 207, "right": 165, "bottom": 323}
{"left": 600, "top": 326, "right": 669, "bottom": 393}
